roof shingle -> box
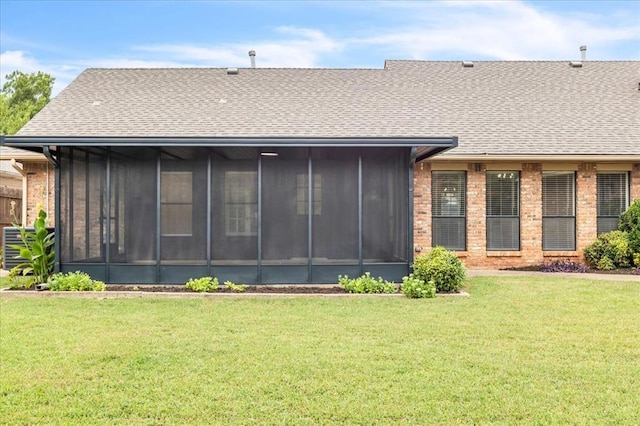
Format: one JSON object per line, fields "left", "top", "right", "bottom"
{"left": 14, "top": 60, "right": 640, "bottom": 156}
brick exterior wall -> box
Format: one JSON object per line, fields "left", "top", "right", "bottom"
{"left": 24, "top": 162, "right": 55, "bottom": 226}
{"left": 414, "top": 161, "right": 640, "bottom": 269}
{"left": 632, "top": 163, "right": 640, "bottom": 202}
{"left": 413, "top": 162, "right": 431, "bottom": 255}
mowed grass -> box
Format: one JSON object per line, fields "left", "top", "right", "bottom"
{"left": 1, "top": 277, "right": 639, "bottom": 425}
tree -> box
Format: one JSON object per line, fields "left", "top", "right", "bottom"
{"left": 0, "top": 71, "right": 54, "bottom": 135}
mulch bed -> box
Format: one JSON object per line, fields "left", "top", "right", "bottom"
{"left": 105, "top": 285, "right": 348, "bottom": 294}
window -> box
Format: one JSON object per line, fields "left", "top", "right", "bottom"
{"left": 542, "top": 172, "right": 576, "bottom": 250}
{"left": 597, "top": 173, "right": 629, "bottom": 234}
{"left": 432, "top": 171, "right": 466, "bottom": 250}
{"left": 161, "top": 171, "right": 192, "bottom": 236}
{"left": 225, "top": 171, "right": 257, "bottom": 236}
{"left": 486, "top": 171, "right": 520, "bottom": 250}
{"left": 296, "top": 173, "right": 321, "bottom": 215}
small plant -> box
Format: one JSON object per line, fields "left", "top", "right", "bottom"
{"left": 412, "top": 246, "right": 466, "bottom": 293}
{"left": 338, "top": 272, "right": 396, "bottom": 294}
{"left": 8, "top": 209, "right": 55, "bottom": 286}
{"left": 583, "top": 230, "right": 632, "bottom": 270}
{"left": 132, "top": 286, "right": 140, "bottom": 291}
{"left": 224, "top": 281, "right": 246, "bottom": 292}
{"left": 185, "top": 276, "right": 219, "bottom": 292}
{"left": 400, "top": 274, "right": 436, "bottom": 298}
{"left": 49, "top": 271, "right": 106, "bottom": 291}
{"left": 540, "top": 259, "right": 589, "bottom": 273}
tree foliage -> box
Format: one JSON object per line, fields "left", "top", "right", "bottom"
{"left": 0, "top": 70, "right": 54, "bottom": 135}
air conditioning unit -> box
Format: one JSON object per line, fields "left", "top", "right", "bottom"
{"left": 2, "top": 227, "right": 54, "bottom": 270}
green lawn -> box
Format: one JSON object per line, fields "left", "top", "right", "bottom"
{"left": 1, "top": 277, "right": 639, "bottom": 424}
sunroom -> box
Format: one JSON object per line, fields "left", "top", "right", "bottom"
{"left": 9, "top": 136, "right": 456, "bottom": 284}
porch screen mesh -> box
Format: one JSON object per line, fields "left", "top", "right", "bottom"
{"left": 261, "top": 148, "right": 309, "bottom": 264}
{"left": 311, "top": 149, "right": 359, "bottom": 264}
{"left": 160, "top": 159, "right": 207, "bottom": 263}
{"left": 362, "top": 148, "right": 409, "bottom": 262}
{"left": 109, "top": 148, "right": 157, "bottom": 263}
{"left": 211, "top": 157, "right": 258, "bottom": 264}
{"left": 59, "top": 148, "right": 106, "bottom": 263}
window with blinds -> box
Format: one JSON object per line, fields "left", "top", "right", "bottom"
{"left": 542, "top": 172, "right": 575, "bottom": 251}
{"left": 597, "top": 172, "right": 629, "bottom": 234}
{"left": 432, "top": 171, "right": 466, "bottom": 250}
{"left": 486, "top": 171, "right": 520, "bottom": 250}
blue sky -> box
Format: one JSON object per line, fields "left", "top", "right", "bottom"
{"left": 1, "top": 1, "right": 639, "bottom": 96}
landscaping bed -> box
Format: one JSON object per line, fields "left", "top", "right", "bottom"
{"left": 106, "top": 284, "right": 348, "bottom": 294}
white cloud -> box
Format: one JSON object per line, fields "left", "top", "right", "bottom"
{"left": 131, "top": 25, "right": 343, "bottom": 68}
{"left": 0, "top": 50, "right": 76, "bottom": 96}
{"left": 351, "top": 1, "right": 640, "bottom": 60}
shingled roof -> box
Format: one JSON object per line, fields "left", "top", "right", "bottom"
{"left": 13, "top": 60, "right": 640, "bottom": 157}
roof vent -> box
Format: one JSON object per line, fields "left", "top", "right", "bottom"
{"left": 462, "top": 61, "right": 474, "bottom": 68}
{"left": 249, "top": 50, "right": 256, "bottom": 68}
{"left": 569, "top": 61, "right": 583, "bottom": 68}
{"left": 580, "top": 45, "right": 587, "bottom": 61}
{"left": 227, "top": 68, "right": 239, "bottom": 75}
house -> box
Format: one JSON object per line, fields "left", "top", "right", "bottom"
{"left": 1, "top": 60, "right": 638, "bottom": 283}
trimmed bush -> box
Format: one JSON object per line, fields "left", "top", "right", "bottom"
{"left": 49, "top": 271, "right": 106, "bottom": 291}
{"left": 413, "top": 247, "right": 466, "bottom": 293}
{"left": 338, "top": 273, "right": 396, "bottom": 294}
{"left": 618, "top": 199, "right": 640, "bottom": 255}
{"left": 401, "top": 274, "right": 436, "bottom": 298}
{"left": 185, "top": 277, "right": 219, "bottom": 292}
{"left": 583, "top": 230, "right": 632, "bottom": 270}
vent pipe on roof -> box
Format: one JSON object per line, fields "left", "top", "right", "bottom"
{"left": 249, "top": 50, "right": 256, "bottom": 68}
{"left": 580, "top": 45, "right": 587, "bottom": 61}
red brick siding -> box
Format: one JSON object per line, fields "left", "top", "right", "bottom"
{"left": 632, "top": 163, "right": 640, "bottom": 202}
{"left": 24, "top": 162, "right": 55, "bottom": 226}
{"left": 413, "top": 161, "right": 635, "bottom": 269}
{"left": 413, "top": 162, "right": 431, "bottom": 254}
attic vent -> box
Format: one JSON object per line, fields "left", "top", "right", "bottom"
{"left": 569, "top": 61, "right": 583, "bottom": 68}
{"left": 462, "top": 61, "right": 474, "bottom": 68}
{"left": 227, "top": 68, "right": 239, "bottom": 75}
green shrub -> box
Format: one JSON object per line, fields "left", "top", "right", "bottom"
{"left": 618, "top": 199, "right": 640, "bottom": 254}
{"left": 596, "top": 257, "right": 615, "bottom": 271}
{"left": 338, "top": 272, "right": 396, "bottom": 294}
{"left": 400, "top": 274, "right": 436, "bottom": 299}
{"left": 633, "top": 253, "right": 640, "bottom": 268}
{"left": 224, "top": 281, "right": 246, "bottom": 292}
{"left": 8, "top": 209, "right": 55, "bottom": 285}
{"left": 583, "top": 230, "right": 632, "bottom": 269}
{"left": 185, "top": 277, "right": 219, "bottom": 292}
{"left": 412, "top": 246, "right": 466, "bottom": 293}
{"left": 49, "top": 271, "right": 106, "bottom": 291}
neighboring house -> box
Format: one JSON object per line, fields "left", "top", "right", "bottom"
{"left": 0, "top": 146, "right": 53, "bottom": 248}
{"left": 1, "top": 60, "right": 638, "bottom": 283}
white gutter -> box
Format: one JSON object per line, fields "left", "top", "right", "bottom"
{"left": 10, "top": 159, "right": 27, "bottom": 226}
